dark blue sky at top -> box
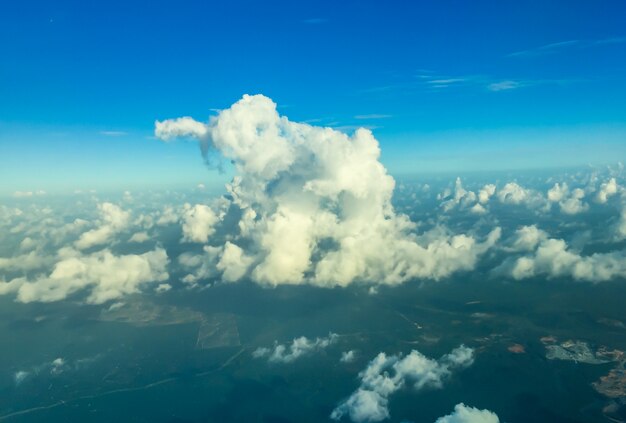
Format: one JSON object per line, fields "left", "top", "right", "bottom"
{"left": 1, "top": 0, "right": 625, "bottom": 192}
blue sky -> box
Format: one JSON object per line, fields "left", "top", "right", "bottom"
{"left": 1, "top": 0, "right": 626, "bottom": 193}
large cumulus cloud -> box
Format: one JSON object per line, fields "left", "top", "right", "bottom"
{"left": 156, "top": 94, "right": 500, "bottom": 287}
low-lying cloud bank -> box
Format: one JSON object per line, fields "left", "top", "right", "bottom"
{"left": 2, "top": 95, "right": 626, "bottom": 305}
{"left": 501, "top": 225, "right": 626, "bottom": 282}
{"left": 0, "top": 247, "right": 168, "bottom": 304}
{"left": 156, "top": 94, "right": 500, "bottom": 287}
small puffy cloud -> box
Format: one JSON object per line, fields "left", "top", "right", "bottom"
{"left": 508, "top": 225, "right": 547, "bottom": 252}
{"left": 216, "top": 241, "right": 254, "bottom": 282}
{"left": 331, "top": 345, "right": 474, "bottom": 422}
{"left": 341, "top": 350, "right": 357, "bottom": 363}
{"left": 156, "top": 205, "right": 179, "bottom": 226}
{"left": 547, "top": 183, "right": 568, "bottom": 202}
{"left": 596, "top": 178, "right": 619, "bottom": 203}
{"left": 128, "top": 231, "right": 150, "bottom": 243}
{"left": 547, "top": 183, "right": 588, "bottom": 215}
{"left": 253, "top": 333, "right": 338, "bottom": 363}
{"left": 497, "top": 182, "right": 546, "bottom": 210}
{"left": 470, "top": 203, "right": 487, "bottom": 215}
{"left": 14, "top": 371, "right": 30, "bottom": 385}
{"left": 75, "top": 202, "right": 130, "bottom": 250}
{"left": 439, "top": 178, "right": 478, "bottom": 213}
{"left": 434, "top": 403, "right": 500, "bottom": 423}
{"left": 50, "top": 358, "right": 66, "bottom": 375}
{"left": 0, "top": 247, "right": 169, "bottom": 304}
{"left": 558, "top": 188, "right": 587, "bottom": 215}
{"left": 156, "top": 95, "right": 500, "bottom": 288}
{"left": 155, "top": 283, "right": 172, "bottom": 293}
{"left": 333, "top": 389, "right": 389, "bottom": 423}
{"left": 181, "top": 203, "right": 221, "bottom": 243}
{"left": 478, "top": 184, "right": 496, "bottom": 204}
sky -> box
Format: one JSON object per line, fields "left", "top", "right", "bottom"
{"left": 1, "top": 0, "right": 626, "bottom": 194}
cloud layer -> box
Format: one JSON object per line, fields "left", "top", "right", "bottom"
{"left": 502, "top": 225, "right": 626, "bottom": 282}
{"left": 0, "top": 247, "right": 168, "bottom": 304}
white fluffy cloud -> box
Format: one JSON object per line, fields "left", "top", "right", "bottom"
{"left": 75, "top": 202, "right": 130, "bottom": 249}
{"left": 439, "top": 178, "right": 477, "bottom": 212}
{"left": 547, "top": 183, "right": 588, "bottom": 215}
{"left": 507, "top": 225, "right": 546, "bottom": 252}
{"left": 156, "top": 94, "right": 500, "bottom": 287}
{"left": 434, "top": 403, "right": 500, "bottom": 423}
{"left": 331, "top": 346, "right": 474, "bottom": 422}
{"left": 341, "top": 350, "right": 357, "bottom": 363}
{"left": 547, "top": 182, "right": 568, "bottom": 202}
{"left": 253, "top": 333, "right": 338, "bottom": 363}
{"left": 155, "top": 116, "right": 209, "bottom": 141}
{"left": 497, "top": 182, "right": 547, "bottom": 210}
{"left": 0, "top": 250, "right": 53, "bottom": 272}
{"left": 156, "top": 205, "right": 180, "bottom": 226}
{"left": 497, "top": 182, "right": 531, "bottom": 205}
{"left": 181, "top": 203, "right": 221, "bottom": 243}
{"left": 438, "top": 178, "right": 492, "bottom": 214}
{"left": 217, "top": 241, "right": 254, "bottom": 282}
{"left": 478, "top": 184, "right": 496, "bottom": 204}
{"left": 0, "top": 247, "right": 169, "bottom": 304}
{"left": 596, "top": 177, "right": 619, "bottom": 203}
{"left": 128, "top": 231, "right": 150, "bottom": 243}
{"left": 506, "top": 226, "right": 626, "bottom": 282}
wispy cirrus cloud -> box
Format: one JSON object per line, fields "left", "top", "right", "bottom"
{"left": 487, "top": 80, "right": 522, "bottom": 91}
{"left": 416, "top": 71, "right": 585, "bottom": 93}
{"left": 303, "top": 18, "right": 328, "bottom": 24}
{"left": 507, "top": 36, "right": 626, "bottom": 58}
{"left": 354, "top": 114, "right": 392, "bottom": 120}
{"left": 360, "top": 66, "right": 588, "bottom": 96}
{"left": 99, "top": 130, "right": 128, "bottom": 137}
{"left": 417, "top": 72, "right": 525, "bottom": 92}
